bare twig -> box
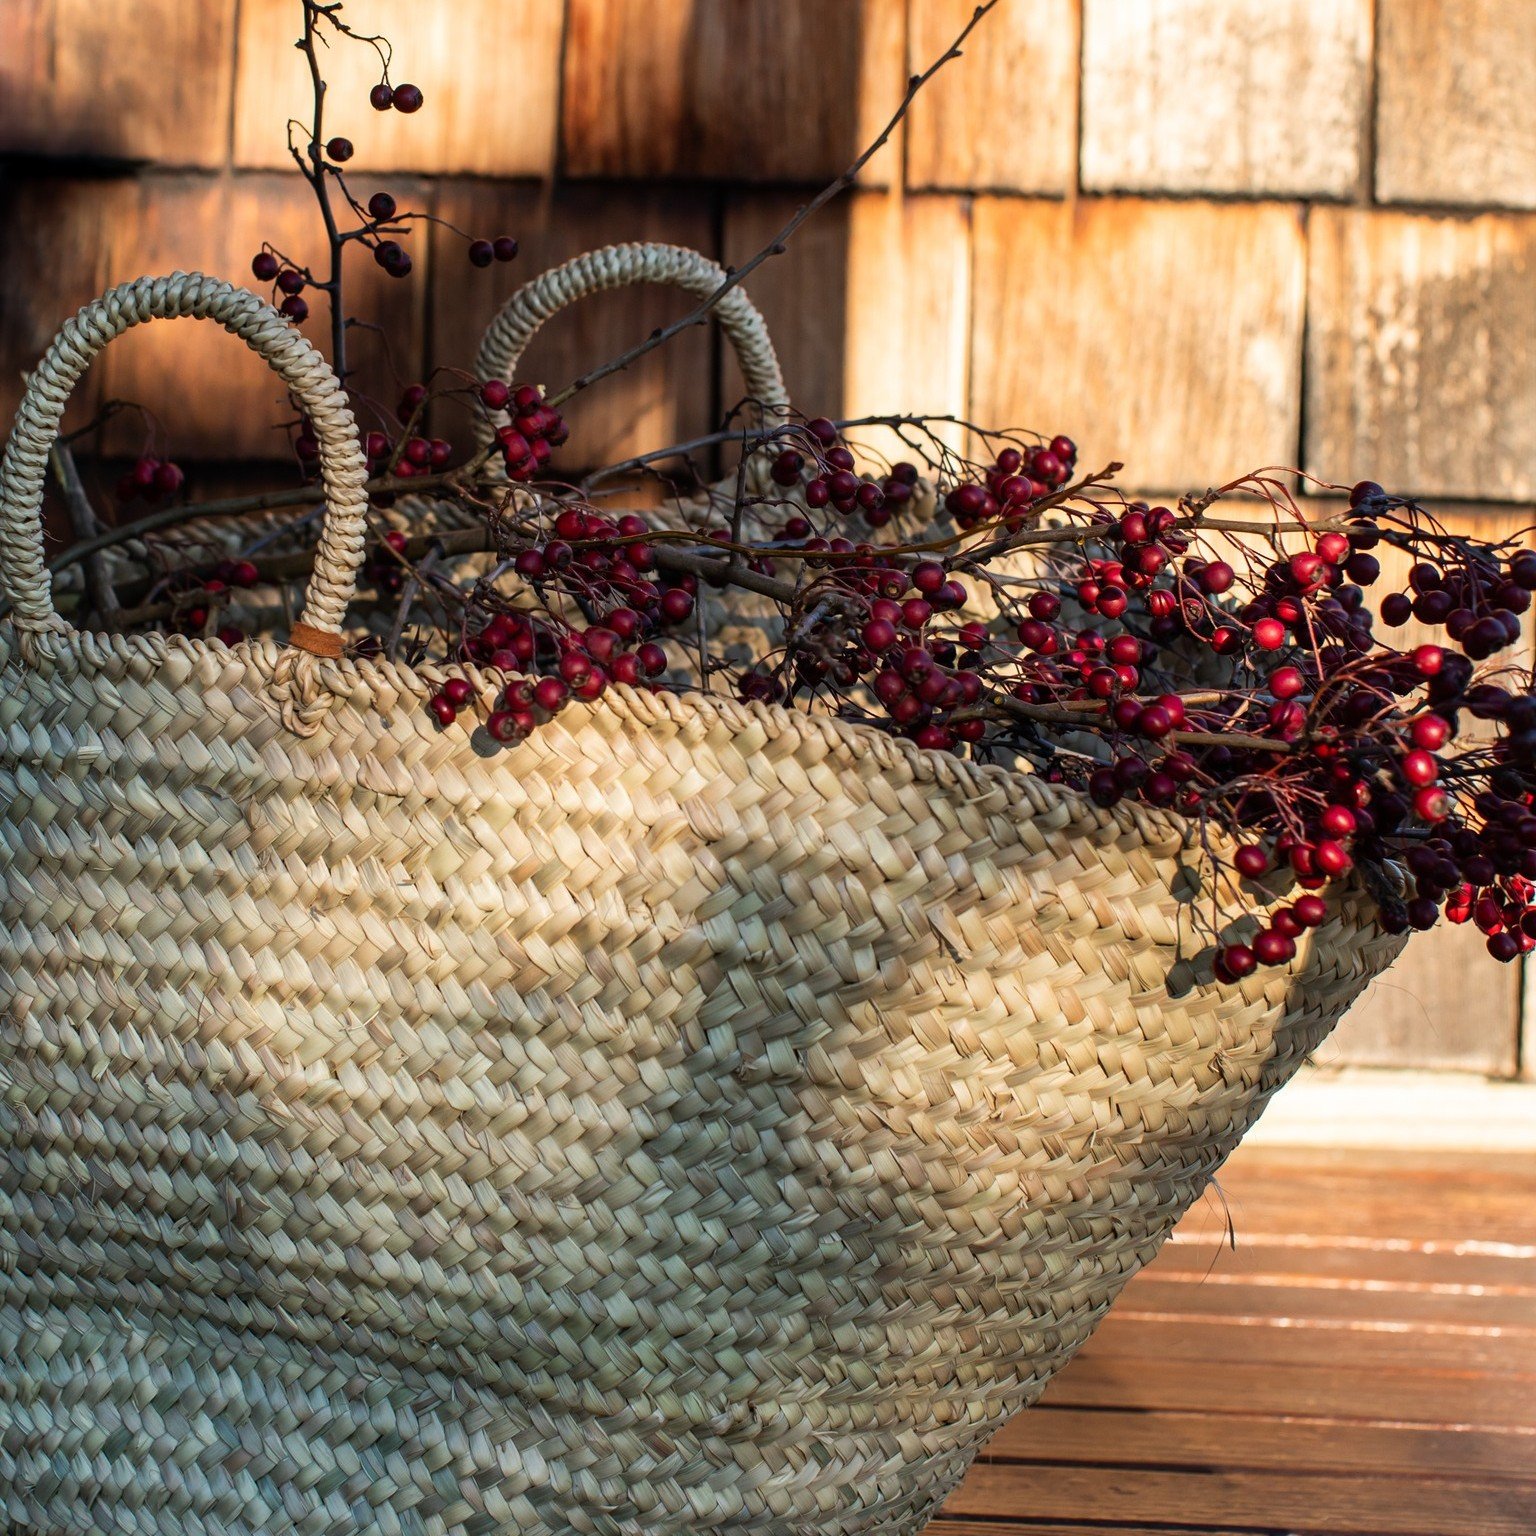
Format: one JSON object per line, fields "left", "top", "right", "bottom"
{"left": 296, "top": 1, "right": 349, "bottom": 376}
{"left": 48, "top": 441, "right": 120, "bottom": 622}
{"left": 543, "top": 1, "right": 1004, "bottom": 411}
{"left": 386, "top": 540, "right": 442, "bottom": 661}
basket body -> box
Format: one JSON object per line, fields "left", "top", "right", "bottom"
{"left": 0, "top": 630, "right": 1403, "bottom": 1536}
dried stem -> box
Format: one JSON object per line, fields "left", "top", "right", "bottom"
{"left": 48, "top": 441, "right": 120, "bottom": 623}
{"left": 295, "top": 1, "right": 349, "bottom": 377}
{"left": 543, "top": 1, "right": 1003, "bottom": 411}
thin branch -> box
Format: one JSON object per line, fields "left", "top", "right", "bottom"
{"left": 297, "top": 1, "right": 349, "bottom": 377}
{"left": 386, "top": 541, "right": 441, "bottom": 661}
{"left": 543, "top": 1, "right": 1004, "bottom": 411}
{"left": 49, "top": 441, "right": 120, "bottom": 622}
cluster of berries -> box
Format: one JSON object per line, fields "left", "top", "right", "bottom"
{"left": 422, "top": 503, "right": 705, "bottom": 736}
{"left": 483, "top": 382, "right": 569, "bottom": 481}
{"left": 944, "top": 437, "right": 1078, "bottom": 532}
{"left": 114, "top": 455, "right": 185, "bottom": 504}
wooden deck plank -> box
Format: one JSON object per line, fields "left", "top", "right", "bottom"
{"left": 987, "top": 1406, "right": 1536, "bottom": 1481}
{"left": 1116, "top": 1274, "right": 1536, "bottom": 1330}
{"left": 1087, "top": 1313, "right": 1536, "bottom": 1375}
{"left": 920, "top": 1145, "right": 1536, "bottom": 1535}
{"left": 940, "top": 1463, "right": 1536, "bottom": 1536}
{"left": 1042, "top": 1353, "right": 1536, "bottom": 1427}
{"left": 1154, "top": 1229, "right": 1536, "bottom": 1290}
{"left": 930, "top": 1525, "right": 1253, "bottom": 1536}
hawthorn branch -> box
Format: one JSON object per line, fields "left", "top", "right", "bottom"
{"left": 296, "top": 0, "right": 349, "bottom": 377}
{"left": 543, "top": 1, "right": 1003, "bottom": 411}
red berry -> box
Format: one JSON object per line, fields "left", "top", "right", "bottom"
{"left": 637, "top": 642, "right": 668, "bottom": 677}
{"left": 486, "top": 710, "right": 526, "bottom": 743}
{"left": 370, "top": 83, "right": 394, "bottom": 111}
{"left": 1488, "top": 932, "right": 1521, "bottom": 963}
{"left": 1289, "top": 551, "right": 1326, "bottom": 587}
{"left": 251, "top": 251, "right": 280, "bottom": 281}
{"left": 1293, "top": 895, "right": 1327, "bottom": 928}
{"left": 1401, "top": 749, "right": 1438, "bottom": 787}
{"left": 659, "top": 589, "right": 694, "bottom": 625}
{"left": 368, "top": 191, "right": 397, "bottom": 222}
{"left": 1412, "top": 713, "right": 1450, "bottom": 749}
{"left": 1414, "top": 785, "right": 1451, "bottom": 822}
{"left": 325, "top": 136, "right": 353, "bottom": 162}
{"left": 392, "top": 83, "right": 424, "bottom": 113}
{"left": 492, "top": 236, "right": 520, "bottom": 263}
{"left": 1314, "top": 840, "right": 1352, "bottom": 877}
{"left": 1200, "top": 561, "right": 1235, "bottom": 595}
{"left": 443, "top": 677, "right": 474, "bottom": 708}
{"left": 1218, "top": 943, "right": 1258, "bottom": 979}
{"left": 533, "top": 676, "right": 569, "bottom": 713}
{"left": 280, "top": 294, "right": 309, "bottom": 322}
{"left": 428, "top": 695, "right": 457, "bottom": 726}
{"left": 469, "top": 239, "right": 495, "bottom": 268}
{"left": 1254, "top": 929, "right": 1296, "bottom": 966}
{"left": 1316, "top": 532, "right": 1351, "bottom": 564}
{"left": 1412, "top": 643, "right": 1444, "bottom": 676}
{"left": 1252, "top": 617, "right": 1286, "bottom": 650}
{"left": 1320, "top": 804, "right": 1356, "bottom": 837}
{"left": 1269, "top": 666, "right": 1305, "bottom": 699}
{"left": 1234, "top": 845, "right": 1268, "bottom": 878}
{"left": 910, "top": 561, "right": 946, "bottom": 595}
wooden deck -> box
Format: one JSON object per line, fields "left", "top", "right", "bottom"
{"left": 926, "top": 1145, "right": 1536, "bottom": 1536}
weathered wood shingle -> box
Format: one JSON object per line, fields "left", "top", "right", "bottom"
{"left": 1081, "top": 0, "right": 1373, "bottom": 199}
{"left": 970, "top": 197, "right": 1306, "bottom": 491}
{"left": 1306, "top": 207, "right": 1536, "bottom": 501}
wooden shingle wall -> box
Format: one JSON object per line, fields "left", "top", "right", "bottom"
{"left": 2, "top": 0, "right": 1533, "bottom": 1075}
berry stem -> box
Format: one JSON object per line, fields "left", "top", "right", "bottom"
{"left": 296, "top": 1, "right": 350, "bottom": 380}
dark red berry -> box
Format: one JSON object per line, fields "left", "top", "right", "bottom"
{"left": 492, "top": 236, "right": 519, "bottom": 262}
{"left": 392, "top": 83, "right": 424, "bottom": 113}
{"left": 325, "top": 136, "right": 353, "bottom": 162}
{"left": 367, "top": 191, "right": 397, "bottom": 222}
{"left": 1235, "top": 845, "right": 1268, "bottom": 879}
{"left": 468, "top": 239, "right": 494, "bottom": 267}
{"left": 370, "top": 83, "right": 395, "bottom": 111}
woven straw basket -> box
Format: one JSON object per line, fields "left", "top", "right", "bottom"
{"left": 0, "top": 257, "right": 1407, "bottom": 1536}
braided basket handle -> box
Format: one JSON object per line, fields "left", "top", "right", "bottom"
{"left": 472, "top": 242, "right": 789, "bottom": 455}
{"left": 0, "top": 272, "right": 369, "bottom": 652}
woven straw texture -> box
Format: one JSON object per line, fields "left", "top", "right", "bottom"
{"left": 0, "top": 271, "right": 1407, "bottom": 1536}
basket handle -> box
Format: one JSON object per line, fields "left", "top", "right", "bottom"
{"left": 0, "top": 272, "right": 369, "bottom": 654}
{"left": 471, "top": 242, "right": 789, "bottom": 456}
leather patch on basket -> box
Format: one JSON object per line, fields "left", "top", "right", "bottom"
{"left": 286, "top": 622, "right": 345, "bottom": 659}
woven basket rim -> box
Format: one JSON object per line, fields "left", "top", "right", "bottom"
{"left": 5, "top": 618, "right": 1236, "bottom": 854}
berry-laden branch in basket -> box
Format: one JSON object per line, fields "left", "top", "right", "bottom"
{"left": 36, "top": 0, "right": 1536, "bottom": 989}
{"left": 251, "top": 1, "right": 521, "bottom": 391}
